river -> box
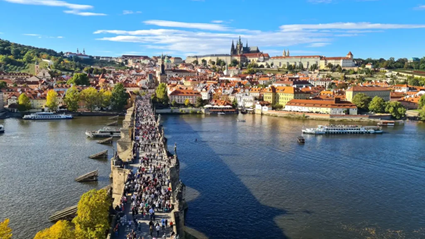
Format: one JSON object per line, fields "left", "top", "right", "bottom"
{"left": 1, "top": 115, "right": 425, "bottom": 238}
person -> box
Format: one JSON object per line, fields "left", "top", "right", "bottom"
{"left": 149, "top": 223, "right": 153, "bottom": 237}
{"left": 156, "top": 223, "right": 160, "bottom": 237}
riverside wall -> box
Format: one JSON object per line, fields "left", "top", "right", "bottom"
{"left": 110, "top": 97, "right": 187, "bottom": 238}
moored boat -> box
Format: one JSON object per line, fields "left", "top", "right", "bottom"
{"left": 85, "top": 127, "right": 121, "bottom": 138}
{"left": 377, "top": 120, "right": 395, "bottom": 126}
{"left": 302, "top": 125, "right": 383, "bottom": 135}
{"left": 0, "top": 124, "right": 4, "bottom": 133}
{"left": 23, "top": 112, "right": 73, "bottom": 120}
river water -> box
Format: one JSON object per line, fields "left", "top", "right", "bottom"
{"left": 1, "top": 115, "right": 425, "bottom": 238}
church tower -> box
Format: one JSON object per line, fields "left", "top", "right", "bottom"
{"left": 157, "top": 54, "right": 167, "bottom": 84}
{"left": 231, "top": 40, "right": 235, "bottom": 55}
{"left": 83, "top": 48, "right": 86, "bottom": 55}
{"left": 77, "top": 48, "right": 79, "bottom": 54}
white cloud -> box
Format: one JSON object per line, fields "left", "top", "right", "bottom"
{"left": 308, "top": 42, "right": 330, "bottom": 47}
{"left": 211, "top": 20, "right": 223, "bottom": 23}
{"left": 123, "top": 10, "right": 142, "bottom": 15}
{"left": 143, "top": 20, "right": 228, "bottom": 31}
{"left": 4, "top": 0, "right": 91, "bottom": 9}
{"left": 280, "top": 22, "right": 425, "bottom": 31}
{"left": 23, "top": 33, "right": 63, "bottom": 38}
{"left": 308, "top": 0, "right": 333, "bottom": 3}
{"left": 414, "top": 5, "right": 425, "bottom": 10}
{"left": 4, "top": 0, "right": 106, "bottom": 16}
{"left": 94, "top": 20, "right": 425, "bottom": 56}
{"left": 64, "top": 10, "right": 106, "bottom": 16}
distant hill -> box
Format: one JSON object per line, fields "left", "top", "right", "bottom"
{"left": 0, "top": 38, "right": 123, "bottom": 74}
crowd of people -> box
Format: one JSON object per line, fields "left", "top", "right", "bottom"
{"left": 113, "top": 95, "right": 177, "bottom": 239}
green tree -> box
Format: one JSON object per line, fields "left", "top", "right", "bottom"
{"left": 408, "top": 77, "right": 420, "bottom": 86}
{"left": 34, "top": 220, "right": 75, "bottom": 239}
{"left": 0, "top": 218, "right": 12, "bottom": 239}
{"left": 385, "top": 101, "right": 406, "bottom": 119}
{"left": 80, "top": 87, "right": 99, "bottom": 112}
{"left": 171, "top": 100, "right": 177, "bottom": 107}
{"left": 98, "top": 89, "right": 112, "bottom": 109}
{"left": 232, "top": 98, "right": 238, "bottom": 109}
{"left": 18, "top": 93, "right": 31, "bottom": 111}
{"left": 195, "top": 97, "right": 203, "bottom": 108}
{"left": 72, "top": 189, "right": 111, "bottom": 239}
{"left": 155, "top": 83, "right": 169, "bottom": 105}
{"left": 46, "top": 90, "right": 58, "bottom": 112}
{"left": 64, "top": 86, "right": 80, "bottom": 112}
{"left": 23, "top": 50, "right": 35, "bottom": 63}
{"left": 418, "top": 95, "right": 425, "bottom": 109}
{"left": 67, "top": 73, "right": 90, "bottom": 86}
{"left": 352, "top": 93, "right": 371, "bottom": 111}
{"left": 0, "top": 81, "right": 7, "bottom": 89}
{"left": 201, "top": 59, "right": 207, "bottom": 66}
{"left": 192, "top": 60, "right": 198, "bottom": 65}
{"left": 230, "top": 59, "right": 239, "bottom": 67}
{"left": 419, "top": 106, "right": 425, "bottom": 121}
{"left": 368, "top": 96, "right": 386, "bottom": 113}
{"left": 111, "top": 83, "right": 129, "bottom": 111}
{"left": 272, "top": 104, "right": 283, "bottom": 110}
{"left": 184, "top": 98, "right": 190, "bottom": 107}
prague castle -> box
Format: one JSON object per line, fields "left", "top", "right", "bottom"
{"left": 186, "top": 38, "right": 355, "bottom": 69}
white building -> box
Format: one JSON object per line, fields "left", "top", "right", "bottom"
{"left": 284, "top": 98, "right": 358, "bottom": 115}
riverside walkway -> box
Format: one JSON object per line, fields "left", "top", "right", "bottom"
{"left": 111, "top": 95, "right": 185, "bottom": 239}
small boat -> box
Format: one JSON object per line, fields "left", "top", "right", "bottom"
{"left": 23, "top": 112, "right": 73, "bottom": 120}
{"left": 297, "top": 136, "right": 305, "bottom": 144}
{"left": 377, "top": 120, "right": 395, "bottom": 126}
{"left": 218, "top": 112, "right": 225, "bottom": 115}
{"left": 237, "top": 119, "right": 246, "bottom": 122}
{"left": 0, "top": 124, "right": 4, "bottom": 133}
{"left": 85, "top": 127, "right": 121, "bottom": 138}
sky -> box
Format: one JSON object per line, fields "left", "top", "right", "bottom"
{"left": 0, "top": 0, "right": 424, "bottom": 59}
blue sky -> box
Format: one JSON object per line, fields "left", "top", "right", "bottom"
{"left": 0, "top": 0, "right": 424, "bottom": 59}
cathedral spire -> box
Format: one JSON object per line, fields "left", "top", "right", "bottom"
{"left": 246, "top": 40, "right": 248, "bottom": 48}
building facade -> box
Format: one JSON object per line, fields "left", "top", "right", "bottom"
{"left": 346, "top": 86, "right": 391, "bottom": 102}
{"left": 284, "top": 98, "right": 358, "bottom": 115}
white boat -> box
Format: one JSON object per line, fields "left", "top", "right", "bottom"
{"left": 0, "top": 125, "right": 4, "bottom": 133}
{"left": 85, "top": 127, "right": 121, "bottom": 138}
{"left": 377, "top": 121, "right": 395, "bottom": 126}
{"left": 302, "top": 125, "right": 383, "bottom": 135}
{"left": 218, "top": 112, "right": 225, "bottom": 115}
{"left": 23, "top": 112, "right": 73, "bottom": 120}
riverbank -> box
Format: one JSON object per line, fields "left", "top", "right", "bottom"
{"left": 261, "top": 110, "right": 393, "bottom": 122}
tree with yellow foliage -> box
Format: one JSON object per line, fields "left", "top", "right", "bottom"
{"left": 34, "top": 220, "right": 75, "bottom": 239}
{"left": 0, "top": 218, "right": 12, "bottom": 239}
{"left": 46, "top": 89, "right": 58, "bottom": 112}
{"left": 72, "top": 189, "right": 111, "bottom": 239}
{"left": 99, "top": 89, "right": 112, "bottom": 109}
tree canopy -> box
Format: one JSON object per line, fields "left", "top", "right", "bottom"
{"left": 80, "top": 87, "right": 99, "bottom": 112}
{"left": 64, "top": 86, "right": 80, "bottom": 112}
{"left": 111, "top": 83, "right": 129, "bottom": 111}
{"left": 385, "top": 101, "right": 406, "bottom": 119}
{"left": 352, "top": 93, "right": 371, "bottom": 111}
{"left": 34, "top": 220, "right": 75, "bottom": 239}
{"left": 418, "top": 95, "right": 425, "bottom": 109}
{"left": 46, "top": 90, "right": 58, "bottom": 111}
{"left": 155, "top": 83, "right": 169, "bottom": 105}
{"left": 419, "top": 106, "right": 425, "bottom": 121}
{"left": 72, "top": 189, "right": 111, "bottom": 239}
{"left": 18, "top": 93, "right": 31, "bottom": 111}
{"left": 98, "top": 89, "right": 112, "bottom": 109}
{"left": 67, "top": 73, "right": 90, "bottom": 86}
{"left": 184, "top": 99, "right": 190, "bottom": 107}
{"left": 0, "top": 218, "right": 12, "bottom": 239}
{"left": 368, "top": 96, "right": 386, "bottom": 113}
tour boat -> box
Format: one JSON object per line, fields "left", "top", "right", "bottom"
{"left": 218, "top": 112, "right": 226, "bottom": 115}
{"left": 0, "top": 124, "right": 4, "bottom": 133}
{"left": 85, "top": 127, "right": 121, "bottom": 138}
{"left": 302, "top": 125, "right": 383, "bottom": 135}
{"left": 297, "top": 136, "right": 305, "bottom": 144}
{"left": 377, "top": 121, "right": 395, "bottom": 126}
{"left": 23, "top": 112, "right": 73, "bottom": 120}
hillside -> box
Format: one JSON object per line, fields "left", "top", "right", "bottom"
{"left": 0, "top": 38, "right": 123, "bottom": 74}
